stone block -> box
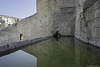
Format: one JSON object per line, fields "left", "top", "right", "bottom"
{"left": 83, "top": 27, "right": 88, "bottom": 33}
{"left": 94, "top": 9, "right": 100, "bottom": 18}
{"left": 91, "top": 28, "right": 98, "bottom": 37}
{"left": 88, "top": 21, "right": 96, "bottom": 29}
{"left": 95, "top": 18, "right": 100, "bottom": 28}
{"left": 94, "top": 0, "right": 100, "bottom": 9}
{"left": 60, "top": 27, "right": 71, "bottom": 35}
{"left": 80, "top": 32, "right": 88, "bottom": 43}
{"left": 84, "top": 12, "right": 90, "bottom": 22}
{"left": 89, "top": 11, "right": 95, "bottom": 21}
{"left": 89, "top": 37, "right": 97, "bottom": 45}
{"left": 60, "top": 2, "right": 75, "bottom": 7}
{"left": 88, "top": 4, "right": 95, "bottom": 12}
{"left": 61, "top": 7, "right": 75, "bottom": 13}
{"left": 97, "top": 28, "right": 100, "bottom": 37}
{"left": 83, "top": 0, "right": 97, "bottom": 9}
{"left": 63, "top": 0, "right": 76, "bottom": 2}
{"left": 96, "top": 38, "right": 100, "bottom": 47}
{"left": 88, "top": 22, "right": 92, "bottom": 30}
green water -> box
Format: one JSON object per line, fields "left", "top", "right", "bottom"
{"left": 0, "top": 37, "right": 100, "bottom": 67}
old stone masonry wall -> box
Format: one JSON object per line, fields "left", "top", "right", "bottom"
{"left": 0, "top": 0, "right": 76, "bottom": 44}
{"left": 0, "top": 0, "right": 100, "bottom": 48}
{"left": 75, "top": 0, "right": 100, "bottom": 47}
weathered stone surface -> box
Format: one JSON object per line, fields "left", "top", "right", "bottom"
{"left": 89, "top": 11, "right": 95, "bottom": 21}
{"left": 91, "top": 29, "right": 98, "bottom": 38}
{"left": 0, "top": 0, "right": 100, "bottom": 48}
{"left": 54, "top": 10, "right": 75, "bottom": 36}
{"left": 95, "top": 9, "right": 100, "bottom": 19}
{"left": 83, "top": 0, "right": 98, "bottom": 9}
{"left": 0, "top": 36, "right": 51, "bottom": 53}
{"left": 95, "top": 18, "right": 100, "bottom": 28}
{"left": 0, "top": 0, "right": 76, "bottom": 44}
{"left": 75, "top": 0, "right": 85, "bottom": 39}
{"left": 75, "top": 0, "right": 100, "bottom": 47}
{"left": 84, "top": 12, "right": 90, "bottom": 22}
{"left": 96, "top": 38, "right": 100, "bottom": 47}
{"left": 89, "top": 38, "right": 97, "bottom": 45}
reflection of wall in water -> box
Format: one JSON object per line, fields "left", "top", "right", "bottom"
{"left": 75, "top": 38, "right": 100, "bottom": 67}
{"left": 23, "top": 37, "right": 100, "bottom": 67}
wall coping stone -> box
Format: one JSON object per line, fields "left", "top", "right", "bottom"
{"left": 0, "top": 36, "right": 52, "bottom": 56}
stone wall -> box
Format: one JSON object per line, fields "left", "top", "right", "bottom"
{"left": 0, "top": 0, "right": 76, "bottom": 44}
{"left": 0, "top": 13, "right": 52, "bottom": 44}
{"left": 1, "top": 0, "right": 100, "bottom": 48}
{"left": 84, "top": 0, "right": 100, "bottom": 47}
{"left": 75, "top": 0, "right": 87, "bottom": 42}
{"left": 0, "top": 0, "right": 54, "bottom": 44}
{"left": 37, "top": 0, "right": 76, "bottom": 36}
{"left": 53, "top": 0, "right": 76, "bottom": 36}
{"left": 75, "top": 0, "right": 100, "bottom": 47}
{"left": 83, "top": 0, "right": 98, "bottom": 9}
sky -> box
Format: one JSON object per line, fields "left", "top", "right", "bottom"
{"left": 0, "top": 0, "right": 36, "bottom": 18}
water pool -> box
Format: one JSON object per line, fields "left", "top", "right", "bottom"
{"left": 0, "top": 37, "right": 100, "bottom": 67}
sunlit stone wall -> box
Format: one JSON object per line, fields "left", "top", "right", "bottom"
{"left": 0, "top": 0, "right": 76, "bottom": 44}
{"left": 1, "top": 0, "right": 100, "bottom": 48}
{"left": 0, "top": 15, "right": 20, "bottom": 29}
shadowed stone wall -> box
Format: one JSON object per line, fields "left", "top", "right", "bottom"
{"left": 75, "top": 0, "right": 100, "bottom": 47}
{"left": 75, "top": 0, "right": 87, "bottom": 42}
{"left": 53, "top": 0, "right": 76, "bottom": 36}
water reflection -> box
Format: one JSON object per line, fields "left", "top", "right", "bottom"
{"left": 0, "top": 50, "right": 37, "bottom": 67}
{"left": 23, "top": 37, "right": 100, "bottom": 67}
{"left": 0, "top": 37, "right": 100, "bottom": 67}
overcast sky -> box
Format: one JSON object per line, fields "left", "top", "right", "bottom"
{"left": 0, "top": 0, "right": 36, "bottom": 18}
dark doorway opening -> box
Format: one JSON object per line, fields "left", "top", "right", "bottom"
{"left": 53, "top": 31, "right": 61, "bottom": 41}
{"left": 20, "top": 34, "right": 23, "bottom": 41}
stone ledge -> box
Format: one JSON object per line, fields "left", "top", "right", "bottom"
{"left": 0, "top": 36, "right": 52, "bottom": 56}
{"left": 75, "top": 37, "right": 100, "bottom": 49}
